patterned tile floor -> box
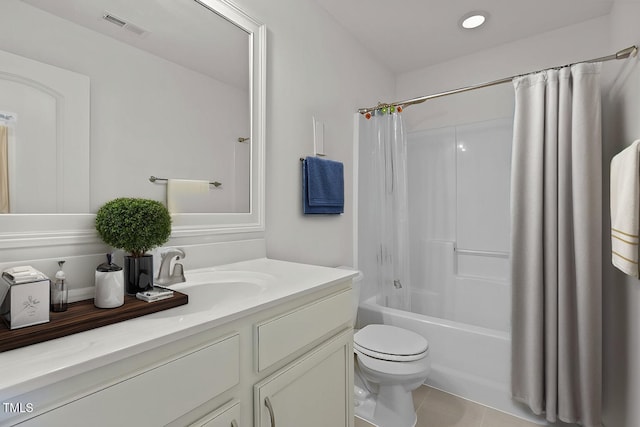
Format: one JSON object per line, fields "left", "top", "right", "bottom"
{"left": 355, "top": 386, "right": 542, "bottom": 427}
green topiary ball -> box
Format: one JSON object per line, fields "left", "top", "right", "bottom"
{"left": 95, "top": 198, "right": 172, "bottom": 258}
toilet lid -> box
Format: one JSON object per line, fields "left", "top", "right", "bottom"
{"left": 354, "top": 324, "right": 428, "bottom": 362}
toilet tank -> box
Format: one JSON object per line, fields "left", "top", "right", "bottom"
{"left": 337, "top": 266, "right": 363, "bottom": 328}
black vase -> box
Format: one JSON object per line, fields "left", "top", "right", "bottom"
{"left": 124, "top": 254, "right": 154, "bottom": 295}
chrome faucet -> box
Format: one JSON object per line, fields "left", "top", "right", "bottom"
{"left": 155, "top": 247, "right": 186, "bottom": 286}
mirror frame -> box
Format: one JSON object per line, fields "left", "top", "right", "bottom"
{"left": 0, "top": 0, "right": 266, "bottom": 250}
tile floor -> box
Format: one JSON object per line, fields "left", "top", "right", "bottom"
{"left": 355, "top": 386, "right": 542, "bottom": 427}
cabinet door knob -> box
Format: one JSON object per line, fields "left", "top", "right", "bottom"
{"left": 264, "top": 396, "right": 276, "bottom": 427}
{"left": 231, "top": 420, "right": 238, "bottom": 427}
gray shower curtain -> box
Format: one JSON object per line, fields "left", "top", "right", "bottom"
{"left": 510, "top": 63, "right": 602, "bottom": 426}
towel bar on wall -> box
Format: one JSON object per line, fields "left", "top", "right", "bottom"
{"left": 299, "top": 154, "right": 327, "bottom": 161}
{"left": 454, "top": 247, "right": 509, "bottom": 258}
{"left": 149, "top": 176, "right": 222, "bottom": 187}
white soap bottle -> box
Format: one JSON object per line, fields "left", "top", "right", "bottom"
{"left": 50, "top": 260, "right": 68, "bottom": 312}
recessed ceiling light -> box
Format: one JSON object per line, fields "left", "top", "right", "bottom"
{"left": 460, "top": 12, "right": 487, "bottom": 30}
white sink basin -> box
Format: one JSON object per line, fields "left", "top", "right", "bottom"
{"left": 147, "top": 270, "right": 273, "bottom": 318}
{"left": 177, "top": 281, "right": 265, "bottom": 311}
{"left": 184, "top": 270, "right": 276, "bottom": 287}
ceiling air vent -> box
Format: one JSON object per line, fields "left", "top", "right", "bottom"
{"left": 102, "top": 13, "right": 126, "bottom": 27}
{"left": 102, "top": 12, "right": 148, "bottom": 36}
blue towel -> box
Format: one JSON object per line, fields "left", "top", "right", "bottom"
{"left": 302, "top": 157, "right": 344, "bottom": 214}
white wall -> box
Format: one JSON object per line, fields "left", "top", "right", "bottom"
{"left": 396, "top": 16, "right": 611, "bottom": 132}
{"left": 602, "top": 2, "right": 640, "bottom": 427}
{"left": 231, "top": 0, "right": 395, "bottom": 268}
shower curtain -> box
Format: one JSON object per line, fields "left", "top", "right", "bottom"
{"left": 360, "top": 111, "right": 411, "bottom": 311}
{"left": 510, "top": 63, "right": 602, "bottom": 426}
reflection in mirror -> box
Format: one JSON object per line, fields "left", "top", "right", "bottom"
{"left": 1, "top": 0, "right": 252, "bottom": 214}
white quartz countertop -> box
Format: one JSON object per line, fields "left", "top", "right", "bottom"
{"left": 0, "top": 258, "right": 356, "bottom": 400}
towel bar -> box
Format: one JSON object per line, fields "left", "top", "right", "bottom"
{"left": 454, "top": 248, "right": 509, "bottom": 258}
{"left": 299, "top": 154, "right": 327, "bottom": 161}
{"left": 149, "top": 176, "right": 222, "bottom": 187}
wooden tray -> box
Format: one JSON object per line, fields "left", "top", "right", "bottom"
{"left": 0, "top": 292, "right": 188, "bottom": 352}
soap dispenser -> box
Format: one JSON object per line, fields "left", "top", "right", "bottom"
{"left": 51, "top": 260, "right": 68, "bottom": 312}
{"left": 95, "top": 253, "right": 124, "bottom": 309}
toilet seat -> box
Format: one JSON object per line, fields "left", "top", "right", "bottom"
{"left": 354, "top": 324, "right": 428, "bottom": 362}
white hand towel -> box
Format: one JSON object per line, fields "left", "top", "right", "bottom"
{"left": 167, "top": 179, "right": 210, "bottom": 213}
{"left": 610, "top": 140, "right": 640, "bottom": 276}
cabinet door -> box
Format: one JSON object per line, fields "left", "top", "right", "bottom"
{"left": 191, "top": 400, "right": 241, "bottom": 427}
{"left": 254, "top": 329, "right": 353, "bottom": 427}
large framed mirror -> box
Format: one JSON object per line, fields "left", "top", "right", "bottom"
{"left": 0, "top": 0, "right": 265, "bottom": 247}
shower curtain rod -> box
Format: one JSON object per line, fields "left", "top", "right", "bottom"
{"left": 358, "top": 45, "right": 638, "bottom": 115}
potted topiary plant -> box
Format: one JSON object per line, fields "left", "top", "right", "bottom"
{"left": 95, "top": 197, "right": 172, "bottom": 295}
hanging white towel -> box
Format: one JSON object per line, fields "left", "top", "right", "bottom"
{"left": 610, "top": 140, "right": 640, "bottom": 276}
{"left": 167, "top": 179, "right": 210, "bottom": 213}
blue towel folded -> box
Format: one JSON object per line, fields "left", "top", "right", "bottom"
{"left": 302, "top": 157, "right": 344, "bottom": 214}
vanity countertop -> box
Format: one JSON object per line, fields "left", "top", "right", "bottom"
{"left": 0, "top": 258, "right": 357, "bottom": 400}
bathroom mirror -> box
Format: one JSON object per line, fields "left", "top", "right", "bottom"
{"left": 0, "top": 0, "right": 265, "bottom": 243}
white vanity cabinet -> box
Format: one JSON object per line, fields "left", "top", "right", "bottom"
{"left": 254, "top": 330, "right": 352, "bottom": 427}
{"left": 254, "top": 289, "right": 354, "bottom": 427}
{"left": 3, "top": 272, "right": 354, "bottom": 427}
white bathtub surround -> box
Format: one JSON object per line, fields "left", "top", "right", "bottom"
{"left": 510, "top": 63, "right": 603, "bottom": 426}
{"left": 406, "top": 118, "right": 512, "bottom": 331}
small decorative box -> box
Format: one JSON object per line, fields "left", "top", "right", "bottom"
{"left": 0, "top": 266, "right": 50, "bottom": 330}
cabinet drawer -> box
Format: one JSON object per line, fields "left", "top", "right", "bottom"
{"left": 256, "top": 288, "right": 352, "bottom": 371}
{"left": 23, "top": 334, "right": 240, "bottom": 427}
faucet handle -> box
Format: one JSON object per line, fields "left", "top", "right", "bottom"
{"left": 160, "top": 246, "right": 186, "bottom": 259}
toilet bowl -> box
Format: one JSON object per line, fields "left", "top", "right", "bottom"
{"left": 353, "top": 324, "right": 431, "bottom": 427}
{"left": 336, "top": 266, "right": 431, "bottom": 427}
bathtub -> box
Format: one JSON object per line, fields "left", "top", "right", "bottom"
{"left": 357, "top": 295, "right": 546, "bottom": 425}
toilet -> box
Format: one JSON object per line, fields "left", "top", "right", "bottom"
{"left": 353, "top": 324, "right": 430, "bottom": 427}
{"left": 340, "top": 267, "right": 431, "bottom": 427}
